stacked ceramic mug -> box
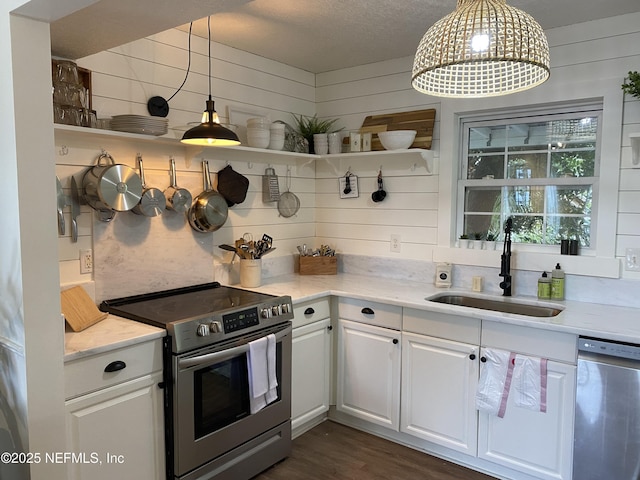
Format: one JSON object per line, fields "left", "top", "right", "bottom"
{"left": 313, "top": 133, "right": 329, "bottom": 155}
{"left": 268, "top": 122, "right": 285, "bottom": 150}
{"left": 246, "top": 117, "right": 270, "bottom": 148}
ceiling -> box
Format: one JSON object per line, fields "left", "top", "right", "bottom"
{"left": 49, "top": 0, "right": 640, "bottom": 73}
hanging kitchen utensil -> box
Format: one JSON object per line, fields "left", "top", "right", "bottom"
{"left": 217, "top": 164, "right": 249, "bottom": 207}
{"left": 262, "top": 167, "right": 280, "bottom": 203}
{"left": 277, "top": 167, "right": 300, "bottom": 218}
{"left": 339, "top": 169, "right": 359, "bottom": 199}
{"left": 70, "top": 176, "right": 81, "bottom": 241}
{"left": 164, "top": 157, "right": 192, "bottom": 213}
{"left": 371, "top": 168, "right": 387, "bottom": 203}
{"left": 56, "top": 176, "right": 66, "bottom": 235}
{"left": 188, "top": 160, "right": 229, "bottom": 233}
{"left": 132, "top": 154, "right": 166, "bottom": 217}
{"left": 82, "top": 151, "right": 142, "bottom": 217}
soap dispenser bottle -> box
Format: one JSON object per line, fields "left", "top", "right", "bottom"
{"left": 551, "top": 263, "right": 565, "bottom": 300}
{"left": 537, "top": 271, "right": 551, "bottom": 299}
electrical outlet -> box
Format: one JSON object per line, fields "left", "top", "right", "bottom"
{"left": 390, "top": 234, "right": 401, "bottom": 253}
{"left": 80, "top": 249, "right": 93, "bottom": 274}
{"left": 626, "top": 248, "right": 640, "bottom": 272}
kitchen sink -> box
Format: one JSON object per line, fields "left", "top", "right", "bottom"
{"left": 427, "top": 294, "right": 563, "bottom": 318}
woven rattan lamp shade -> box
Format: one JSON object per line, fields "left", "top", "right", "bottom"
{"left": 412, "top": 0, "right": 550, "bottom": 98}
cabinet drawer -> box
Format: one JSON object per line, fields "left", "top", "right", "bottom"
{"left": 293, "top": 297, "right": 331, "bottom": 329}
{"left": 481, "top": 322, "right": 577, "bottom": 364}
{"left": 65, "top": 339, "right": 163, "bottom": 399}
{"left": 339, "top": 297, "right": 402, "bottom": 330}
{"left": 403, "top": 308, "right": 481, "bottom": 344}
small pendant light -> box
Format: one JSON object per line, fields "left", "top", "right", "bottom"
{"left": 181, "top": 16, "right": 240, "bottom": 146}
{"left": 412, "top": 0, "right": 550, "bottom": 98}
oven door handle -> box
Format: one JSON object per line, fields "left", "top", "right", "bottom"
{"left": 178, "top": 329, "right": 289, "bottom": 369}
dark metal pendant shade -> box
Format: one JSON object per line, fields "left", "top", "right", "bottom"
{"left": 181, "top": 98, "right": 240, "bottom": 146}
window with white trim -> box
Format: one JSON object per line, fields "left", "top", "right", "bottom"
{"left": 458, "top": 106, "right": 601, "bottom": 250}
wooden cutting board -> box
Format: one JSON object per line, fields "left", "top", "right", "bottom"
{"left": 360, "top": 108, "right": 436, "bottom": 151}
{"left": 61, "top": 286, "right": 108, "bottom": 332}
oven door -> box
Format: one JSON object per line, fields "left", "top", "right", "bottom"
{"left": 173, "top": 321, "right": 291, "bottom": 477}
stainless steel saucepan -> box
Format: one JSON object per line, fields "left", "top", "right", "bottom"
{"left": 164, "top": 157, "right": 192, "bottom": 213}
{"left": 132, "top": 154, "right": 166, "bottom": 217}
{"left": 188, "top": 161, "right": 228, "bottom": 233}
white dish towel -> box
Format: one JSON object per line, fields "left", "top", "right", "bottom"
{"left": 247, "top": 333, "right": 278, "bottom": 414}
{"left": 475, "top": 348, "right": 516, "bottom": 418}
{"left": 512, "top": 354, "right": 548, "bottom": 413}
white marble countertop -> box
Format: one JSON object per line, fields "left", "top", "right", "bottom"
{"left": 64, "top": 273, "right": 640, "bottom": 361}
{"left": 64, "top": 314, "right": 165, "bottom": 362}
{"left": 244, "top": 273, "right": 640, "bottom": 344}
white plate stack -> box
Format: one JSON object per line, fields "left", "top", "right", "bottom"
{"left": 111, "top": 115, "right": 169, "bottom": 136}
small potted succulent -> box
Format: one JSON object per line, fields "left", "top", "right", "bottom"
{"left": 458, "top": 233, "right": 470, "bottom": 248}
{"left": 471, "top": 232, "right": 484, "bottom": 250}
{"left": 484, "top": 232, "right": 497, "bottom": 251}
{"left": 621, "top": 71, "right": 640, "bottom": 99}
{"left": 291, "top": 113, "right": 341, "bottom": 154}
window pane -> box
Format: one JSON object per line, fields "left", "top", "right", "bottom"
{"left": 550, "top": 150, "right": 595, "bottom": 178}
{"left": 464, "top": 214, "right": 502, "bottom": 239}
{"left": 467, "top": 154, "right": 505, "bottom": 179}
{"left": 510, "top": 215, "right": 545, "bottom": 243}
{"left": 506, "top": 186, "right": 545, "bottom": 214}
{"left": 507, "top": 153, "right": 547, "bottom": 179}
{"left": 465, "top": 187, "right": 502, "bottom": 213}
{"left": 548, "top": 186, "right": 592, "bottom": 215}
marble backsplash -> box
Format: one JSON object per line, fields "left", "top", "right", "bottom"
{"left": 93, "top": 233, "right": 640, "bottom": 309}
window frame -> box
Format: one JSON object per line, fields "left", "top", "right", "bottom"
{"left": 457, "top": 104, "right": 603, "bottom": 254}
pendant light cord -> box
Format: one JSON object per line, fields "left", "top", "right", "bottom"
{"left": 208, "top": 16, "right": 212, "bottom": 98}
{"left": 166, "top": 22, "right": 193, "bottom": 103}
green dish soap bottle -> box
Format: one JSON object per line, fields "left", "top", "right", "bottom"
{"left": 551, "top": 263, "right": 565, "bottom": 300}
{"left": 537, "top": 271, "right": 551, "bottom": 299}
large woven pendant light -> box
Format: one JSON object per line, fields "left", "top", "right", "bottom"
{"left": 181, "top": 16, "right": 240, "bottom": 146}
{"left": 412, "top": 0, "right": 550, "bottom": 98}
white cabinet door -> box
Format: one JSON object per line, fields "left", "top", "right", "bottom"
{"left": 292, "top": 318, "right": 331, "bottom": 430}
{"left": 337, "top": 318, "right": 401, "bottom": 430}
{"left": 65, "top": 372, "right": 165, "bottom": 480}
{"left": 401, "top": 332, "right": 479, "bottom": 455}
{"left": 478, "top": 354, "right": 576, "bottom": 480}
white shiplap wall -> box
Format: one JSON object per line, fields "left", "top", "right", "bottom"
{"left": 58, "top": 13, "right": 640, "bottom": 286}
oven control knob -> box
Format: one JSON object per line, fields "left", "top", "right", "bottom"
{"left": 281, "top": 303, "right": 290, "bottom": 314}
{"left": 261, "top": 308, "right": 272, "bottom": 318}
{"left": 209, "top": 321, "right": 222, "bottom": 333}
{"left": 272, "top": 305, "right": 281, "bottom": 316}
{"left": 196, "top": 323, "right": 210, "bottom": 337}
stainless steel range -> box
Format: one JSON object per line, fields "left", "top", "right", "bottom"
{"left": 100, "top": 282, "right": 294, "bottom": 480}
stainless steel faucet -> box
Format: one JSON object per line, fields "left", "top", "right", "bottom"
{"left": 499, "top": 217, "right": 513, "bottom": 296}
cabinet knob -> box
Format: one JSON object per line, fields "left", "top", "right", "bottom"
{"left": 361, "top": 307, "right": 375, "bottom": 315}
{"left": 480, "top": 356, "right": 487, "bottom": 363}
{"left": 327, "top": 325, "right": 333, "bottom": 332}
{"left": 469, "top": 353, "right": 476, "bottom": 360}
{"left": 157, "top": 382, "right": 165, "bottom": 389}
{"left": 104, "top": 360, "right": 126, "bottom": 373}
{"left": 304, "top": 307, "right": 315, "bottom": 315}
{"left": 393, "top": 338, "right": 399, "bottom": 345}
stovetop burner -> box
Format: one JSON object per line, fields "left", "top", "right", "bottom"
{"left": 99, "top": 282, "right": 276, "bottom": 328}
{"left": 99, "top": 282, "right": 293, "bottom": 354}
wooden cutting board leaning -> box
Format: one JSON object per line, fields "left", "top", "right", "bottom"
{"left": 360, "top": 108, "right": 436, "bottom": 151}
{"left": 61, "top": 285, "right": 108, "bottom": 332}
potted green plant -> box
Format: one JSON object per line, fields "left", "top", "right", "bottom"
{"left": 485, "top": 232, "right": 497, "bottom": 251}
{"left": 458, "top": 233, "right": 470, "bottom": 248}
{"left": 621, "top": 71, "right": 640, "bottom": 99}
{"left": 471, "top": 232, "right": 484, "bottom": 250}
{"left": 291, "top": 113, "right": 341, "bottom": 154}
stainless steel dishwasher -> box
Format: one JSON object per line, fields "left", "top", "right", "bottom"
{"left": 574, "top": 337, "right": 640, "bottom": 480}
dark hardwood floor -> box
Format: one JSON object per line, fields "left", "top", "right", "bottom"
{"left": 254, "top": 421, "right": 497, "bottom": 480}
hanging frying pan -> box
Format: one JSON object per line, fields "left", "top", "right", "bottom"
{"left": 188, "top": 161, "right": 229, "bottom": 233}
{"left": 132, "top": 154, "right": 166, "bottom": 217}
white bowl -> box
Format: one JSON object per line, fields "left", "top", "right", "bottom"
{"left": 377, "top": 130, "right": 417, "bottom": 150}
